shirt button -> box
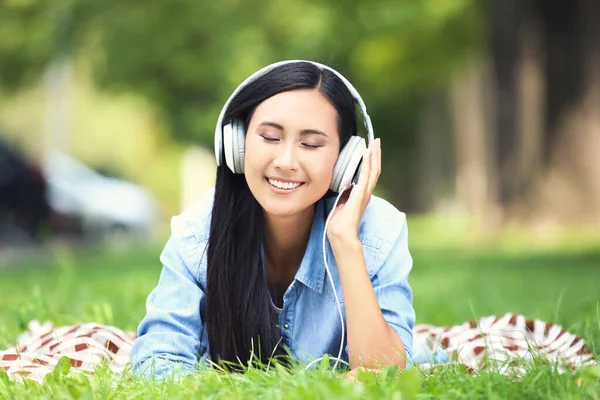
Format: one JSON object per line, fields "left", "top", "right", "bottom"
{"left": 284, "top": 323, "right": 289, "bottom": 330}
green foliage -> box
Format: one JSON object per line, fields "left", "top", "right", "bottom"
{"left": 0, "top": 0, "right": 55, "bottom": 92}
{"left": 89, "top": 0, "right": 481, "bottom": 146}
{"left": 0, "top": 0, "right": 95, "bottom": 92}
{"left": 0, "top": 0, "right": 481, "bottom": 141}
{"left": 44, "top": 356, "right": 72, "bottom": 383}
{"left": 0, "top": 0, "right": 484, "bottom": 207}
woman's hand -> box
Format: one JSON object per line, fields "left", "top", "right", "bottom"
{"left": 327, "top": 138, "right": 381, "bottom": 246}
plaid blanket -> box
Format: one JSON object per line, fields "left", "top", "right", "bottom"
{"left": 1, "top": 313, "right": 597, "bottom": 383}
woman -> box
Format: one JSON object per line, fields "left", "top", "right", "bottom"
{"left": 130, "top": 60, "right": 416, "bottom": 379}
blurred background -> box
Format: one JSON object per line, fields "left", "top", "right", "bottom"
{"left": 1, "top": 0, "right": 600, "bottom": 357}
{"left": 0, "top": 0, "right": 599, "bottom": 253}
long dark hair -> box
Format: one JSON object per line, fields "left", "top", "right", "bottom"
{"left": 205, "top": 61, "right": 358, "bottom": 367}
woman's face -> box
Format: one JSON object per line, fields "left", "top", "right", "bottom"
{"left": 244, "top": 89, "right": 341, "bottom": 217}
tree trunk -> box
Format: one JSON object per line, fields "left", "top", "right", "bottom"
{"left": 515, "top": 4, "right": 545, "bottom": 210}
{"left": 415, "top": 89, "right": 453, "bottom": 213}
{"left": 526, "top": 0, "right": 600, "bottom": 226}
{"left": 490, "top": 0, "right": 524, "bottom": 209}
{"left": 450, "top": 59, "right": 496, "bottom": 224}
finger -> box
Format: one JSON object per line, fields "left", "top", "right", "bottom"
{"left": 374, "top": 138, "right": 381, "bottom": 184}
{"left": 373, "top": 138, "right": 381, "bottom": 183}
{"left": 363, "top": 139, "right": 380, "bottom": 202}
{"left": 367, "top": 140, "right": 379, "bottom": 194}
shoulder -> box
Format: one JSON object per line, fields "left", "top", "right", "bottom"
{"left": 326, "top": 194, "right": 408, "bottom": 276}
{"left": 359, "top": 195, "right": 410, "bottom": 276}
{"left": 165, "top": 188, "right": 214, "bottom": 283}
{"left": 358, "top": 195, "right": 407, "bottom": 250}
{"left": 171, "top": 188, "right": 215, "bottom": 244}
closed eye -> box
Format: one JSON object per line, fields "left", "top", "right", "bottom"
{"left": 260, "top": 135, "right": 280, "bottom": 143}
{"left": 302, "top": 143, "right": 322, "bottom": 149}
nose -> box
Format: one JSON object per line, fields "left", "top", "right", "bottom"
{"left": 272, "top": 142, "right": 299, "bottom": 172}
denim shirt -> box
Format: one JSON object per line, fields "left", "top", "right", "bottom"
{"left": 130, "top": 190, "right": 416, "bottom": 380}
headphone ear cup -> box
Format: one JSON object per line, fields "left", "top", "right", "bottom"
{"left": 223, "top": 122, "right": 235, "bottom": 173}
{"left": 215, "top": 122, "right": 224, "bottom": 167}
{"left": 330, "top": 136, "right": 366, "bottom": 192}
{"left": 232, "top": 119, "right": 246, "bottom": 174}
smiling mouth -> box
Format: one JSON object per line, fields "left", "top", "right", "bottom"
{"left": 266, "top": 177, "right": 305, "bottom": 190}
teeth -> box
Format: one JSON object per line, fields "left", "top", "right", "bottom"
{"left": 268, "top": 179, "right": 301, "bottom": 190}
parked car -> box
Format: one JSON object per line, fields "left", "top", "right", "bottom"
{"left": 43, "top": 151, "right": 158, "bottom": 240}
{"left": 0, "top": 138, "right": 50, "bottom": 244}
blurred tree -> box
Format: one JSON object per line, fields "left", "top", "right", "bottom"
{"left": 7, "top": 0, "right": 597, "bottom": 227}
{"left": 0, "top": 0, "right": 54, "bottom": 92}
{"left": 485, "top": 0, "right": 600, "bottom": 225}
{"left": 0, "top": 0, "right": 94, "bottom": 92}
{"left": 0, "top": 0, "right": 480, "bottom": 209}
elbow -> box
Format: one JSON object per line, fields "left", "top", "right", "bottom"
{"left": 349, "top": 326, "right": 409, "bottom": 371}
{"left": 130, "top": 333, "right": 205, "bottom": 380}
{"left": 132, "top": 355, "right": 198, "bottom": 381}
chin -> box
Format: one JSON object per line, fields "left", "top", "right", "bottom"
{"left": 260, "top": 200, "right": 307, "bottom": 218}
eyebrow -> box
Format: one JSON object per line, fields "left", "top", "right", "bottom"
{"left": 258, "top": 121, "right": 329, "bottom": 138}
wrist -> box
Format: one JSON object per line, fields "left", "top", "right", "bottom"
{"left": 328, "top": 234, "right": 362, "bottom": 254}
{"left": 329, "top": 235, "right": 369, "bottom": 281}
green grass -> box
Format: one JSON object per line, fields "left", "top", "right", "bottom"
{"left": 1, "top": 217, "right": 600, "bottom": 399}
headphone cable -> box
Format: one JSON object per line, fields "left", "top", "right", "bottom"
{"left": 304, "top": 185, "right": 353, "bottom": 371}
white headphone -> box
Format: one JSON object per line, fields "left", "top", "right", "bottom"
{"left": 214, "top": 60, "right": 375, "bottom": 193}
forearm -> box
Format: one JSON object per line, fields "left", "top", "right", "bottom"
{"left": 330, "top": 237, "right": 407, "bottom": 370}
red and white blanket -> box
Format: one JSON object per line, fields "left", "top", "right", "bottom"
{"left": 413, "top": 313, "right": 597, "bottom": 374}
{"left": 1, "top": 313, "right": 597, "bottom": 383}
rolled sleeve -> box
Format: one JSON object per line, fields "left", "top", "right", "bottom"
{"left": 130, "top": 216, "right": 208, "bottom": 381}
{"left": 371, "top": 214, "right": 416, "bottom": 363}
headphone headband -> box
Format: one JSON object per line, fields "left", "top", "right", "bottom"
{"left": 214, "top": 60, "right": 374, "bottom": 166}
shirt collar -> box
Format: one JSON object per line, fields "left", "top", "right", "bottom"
{"left": 294, "top": 199, "right": 329, "bottom": 293}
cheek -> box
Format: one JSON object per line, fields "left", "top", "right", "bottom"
{"left": 307, "top": 152, "right": 338, "bottom": 182}
{"left": 244, "top": 138, "right": 266, "bottom": 171}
